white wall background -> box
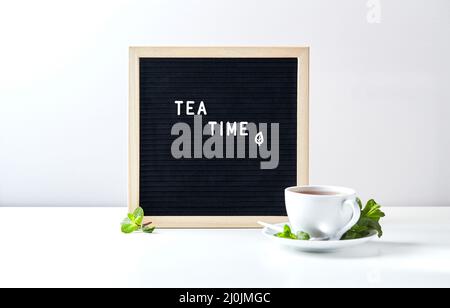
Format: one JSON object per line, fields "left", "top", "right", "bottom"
{"left": 0, "top": 0, "right": 449, "bottom": 207}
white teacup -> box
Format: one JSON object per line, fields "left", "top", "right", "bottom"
{"left": 285, "top": 185, "right": 361, "bottom": 241}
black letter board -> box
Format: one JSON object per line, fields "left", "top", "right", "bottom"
{"left": 129, "top": 48, "right": 309, "bottom": 228}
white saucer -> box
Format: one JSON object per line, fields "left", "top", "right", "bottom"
{"left": 262, "top": 223, "right": 378, "bottom": 252}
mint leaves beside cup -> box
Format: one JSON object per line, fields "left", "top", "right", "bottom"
{"left": 121, "top": 207, "right": 156, "bottom": 234}
{"left": 341, "top": 198, "right": 385, "bottom": 240}
{"left": 275, "top": 198, "right": 385, "bottom": 241}
{"left": 275, "top": 225, "right": 310, "bottom": 240}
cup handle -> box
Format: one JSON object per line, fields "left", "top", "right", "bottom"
{"left": 331, "top": 199, "right": 361, "bottom": 241}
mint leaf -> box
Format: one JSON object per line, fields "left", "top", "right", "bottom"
{"left": 135, "top": 216, "right": 143, "bottom": 226}
{"left": 121, "top": 220, "right": 139, "bottom": 234}
{"left": 133, "top": 207, "right": 144, "bottom": 218}
{"left": 275, "top": 225, "right": 297, "bottom": 239}
{"left": 142, "top": 226, "right": 156, "bottom": 233}
{"left": 297, "top": 231, "right": 310, "bottom": 241}
{"left": 341, "top": 224, "right": 370, "bottom": 240}
{"left": 127, "top": 213, "right": 136, "bottom": 222}
{"left": 362, "top": 199, "right": 385, "bottom": 221}
{"left": 133, "top": 207, "right": 145, "bottom": 226}
{"left": 283, "top": 224, "right": 291, "bottom": 233}
{"left": 121, "top": 217, "right": 137, "bottom": 233}
{"left": 363, "top": 217, "right": 383, "bottom": 237}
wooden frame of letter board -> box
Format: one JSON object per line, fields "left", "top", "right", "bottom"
{"left": 129, "top": 47, "right": 309, "bottom": 228}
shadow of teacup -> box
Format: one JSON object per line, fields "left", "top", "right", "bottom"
{"left": 291, "top": 241, "right": 421, "bottom": 259}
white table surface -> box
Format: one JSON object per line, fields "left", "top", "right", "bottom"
{"left": 1, "top": 207, "right": 449, "bottom": 288}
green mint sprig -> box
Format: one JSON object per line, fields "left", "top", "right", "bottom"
{"left": 341, "top": 198, "right": 385, "bottom": 240}
{"left": 121, "top": 207, "right": 156, "bottom": 234}
{"left": 275, "top": 225, "right": 310, "bottom": 241}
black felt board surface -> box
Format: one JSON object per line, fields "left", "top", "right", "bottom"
{"left": 139, "top": 58, "right": 297, "bottom": 216}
